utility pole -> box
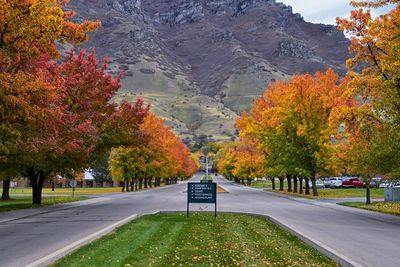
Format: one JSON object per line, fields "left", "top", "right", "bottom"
{"left": 206, "top": 150, "right": 209, "bottom": 180}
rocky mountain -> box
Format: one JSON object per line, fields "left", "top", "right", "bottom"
{"left": 67, "top": 0, "right": 349, "bottom": 144}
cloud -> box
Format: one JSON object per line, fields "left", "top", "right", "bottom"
{"left": 279, "top": 0, "right": 394, "bottom": 25}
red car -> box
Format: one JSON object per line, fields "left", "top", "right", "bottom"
{"left": 342, "top": 177, "right": 363, "bottom": 188}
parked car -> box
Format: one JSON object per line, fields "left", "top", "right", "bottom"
{"left": 329, "top": 177, "right": 344, "bottom": 188}
{"left": 363, "top": 177, "right": 382, "bottom": 188}
{"left": 379, "top": 180, "right": 391, "bottom": 188}
{"left": 342, "top": 177, "right": 363, "bottom": 188}
{"left": 305, "top": 179, "right": 325, "bottom": 189}
{"left": 323, "top": 178, "right": 332, "bottom": 188}
{"left": 314, "top": 179, "right": 325, "bottom": 189}
{"left": 391, "top": 181, "right": 400, "bottom": 187}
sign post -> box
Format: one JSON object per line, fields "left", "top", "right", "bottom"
{"left": 69, "top": 179, "right": 77, "bottom": 197}
{"left": 187, "top": 182, "right": 217, "bottom": 218}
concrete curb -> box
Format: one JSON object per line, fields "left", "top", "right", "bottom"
{"left": 155, "top": 210, "right": 361, "bottom": 267}
{"left": 25, "top": 213, "right": 140, "bottom": 267}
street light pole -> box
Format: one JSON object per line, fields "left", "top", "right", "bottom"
{"left": 206, "top": 153, "right": 209, "bottom": 180}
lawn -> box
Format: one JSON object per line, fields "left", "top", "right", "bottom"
{"left": 0, "top": 196, "right": 88, "bottom": 213}
{"left": 250, "top": 179, "right": 287, "bottom": 189}
{"left": 1, "top": 187, "right": 123, "bottom": 195}
{"left": 55, "top": 213, "right": 337, "bottom": 267}
{"left": 273, "top": 188, "right": 384, "bottom": 199}
{"left": 339, "top": 202, "right": 400, "bottom": 216}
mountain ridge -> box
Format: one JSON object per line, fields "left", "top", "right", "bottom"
{"left": 67, "top": 0, "right": 350, "bottom": 144}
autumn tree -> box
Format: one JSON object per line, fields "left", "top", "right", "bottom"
{"left": 109, "top": 112, "right": 197, "bottom": 192}
{"left": 231, "top": 139, "right": 265, "bottom": 185}
{"left": 0, "top": 0, "right": 99, "bottom": 202}
{"left": 216, "top": 143, "right": 237, "bottom": 182}
{"left": 237, "top": 69, "right": 355, "bottom": 196}
{"left": 335, "top": 1, "right": 400, "bottom": 203}
{"left": 140, "top": 113, "right": 197, "bottom": 185}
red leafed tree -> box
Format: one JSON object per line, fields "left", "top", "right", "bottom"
{"left": 20, "top": 50, "right": 149, "bottom": 204}
{"left": 0, "top": 0, "right": 100, "bottom": 202}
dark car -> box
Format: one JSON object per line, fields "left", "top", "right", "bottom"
{"left": 342, "top": 177, "right": 363, "bottom": 188}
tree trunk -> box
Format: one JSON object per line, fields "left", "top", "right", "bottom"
{"left": 278, "top": 177, "right": 284, "bottom": 191}
{"left": 366, "top": 186, "right": 371, "bottom": 204}
{"left": 365, "top": 177, "right": 371, "bottom": 204}
{"left": 130, "top": 179, "right": 134, "bottom": 192}
{"left": 299, "top": 177, "right": 303, "bottom": 194}
{"left": 101, "top": 181, "right": 104, "bottom": 188}
{"left": 287, "top": 175, "right": 292, "bottom": 192}
{"left": 311, "top": 177, "right": 318, "bottom": 197}
{"left": 270, "top": 177, "right": 276, "bottom": 190}
{"left": 135, "top": 179, "right": 138, "bottom": 191}
{"left": 139, "top": 178, "right": 143, "bottom": 189}
{"left": 125, "top": 178, "right": 129, "bottom": 192}
{"left": 51, "top": 180, "right": 55, "bottom": 192}
{"left": 27, "top": 168, "right": 46, "bottom": 205}
{"left": 293, "top": 177, "right": 298, "bottom": 193}
{"left": 305, "top": 178, "right": 310, "bottom": 195}
{"left": 144, "top": 178, "right": 148, "bottom": 189}
{"left": 1, "top": 178, "right": 11, "bottom": 201}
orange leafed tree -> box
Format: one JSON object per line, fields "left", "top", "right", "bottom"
{"left": 109, "top": 112, "right": 197, "bottom": 192}
{"left": 236, "top": 69, "right": 356, "bottom": 196}
{"left": 334, "top": 0, "right": 400, "bottom": 203}
{"left": 232, "top": 139, "right": 266, "bottom": 185}
{"left": 140, "top": 113, "right": 197, "bottom": 185}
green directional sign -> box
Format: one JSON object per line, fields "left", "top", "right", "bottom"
{"left": 188, "top": 182, "right": 216, "bottom": 203}
{"left": 187, "top": 182, "right": 217, "bottom": 218}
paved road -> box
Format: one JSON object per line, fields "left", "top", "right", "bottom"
{"left": 0, "top": 174, "right": 399, "bottom": 267}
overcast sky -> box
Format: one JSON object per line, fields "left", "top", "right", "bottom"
{"left": 279, "top": 0, "right": 394, "bottom": 25}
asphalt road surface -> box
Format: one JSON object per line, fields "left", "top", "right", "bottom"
{"left": 0, "top": 174, "right": 399, "bottom": 267}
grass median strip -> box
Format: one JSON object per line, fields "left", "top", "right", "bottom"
{"left": 55, "top": 213, "right": 337, "bottom": 267}
{"left": 339, "top": 202, "right": 400, "bottom": 216}
{"left": 0, "top": 196, "right": 89, "bottom": 213}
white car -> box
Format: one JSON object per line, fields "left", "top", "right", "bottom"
{"left": 305, "top": 179, "right": 325, "bottom": 189}
{"left": 323, "top": 179, "right": 332, "bottom": 188}
{"left": 330, "top": 177, "right": 344, "bottom": 188}
{"left": 379, "top": 181, "right": 390, "bottom": 188}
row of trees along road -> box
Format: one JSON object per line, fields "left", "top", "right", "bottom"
{"left": 0, "top": 0, "right": 197, "bottom": 204}
{"left": 108, "top": 113, "right": 198, "bottom": 192}
{"left": 218, "top": 0, "right": 400, "bottom": 204}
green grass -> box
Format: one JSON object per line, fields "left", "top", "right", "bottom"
{"left": 273, "top": 188, "right": 384, "bottom": 199}
{"left": 200, "top": 175, "right": 213, "bottom": 181}
{"left": 1, "top": 187, "right": 124, "bottom": 195}
{"left": 339, "top": 202, "right": 400, "bottom": 216}
{"left": 55, "top": 213, "right": 337, "bottom": 267}
{"left": 0, "top": 196, "right": 88, "bottom": 213}
{"left": 251, "top": 180, "right": 287, "bottom": 189}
